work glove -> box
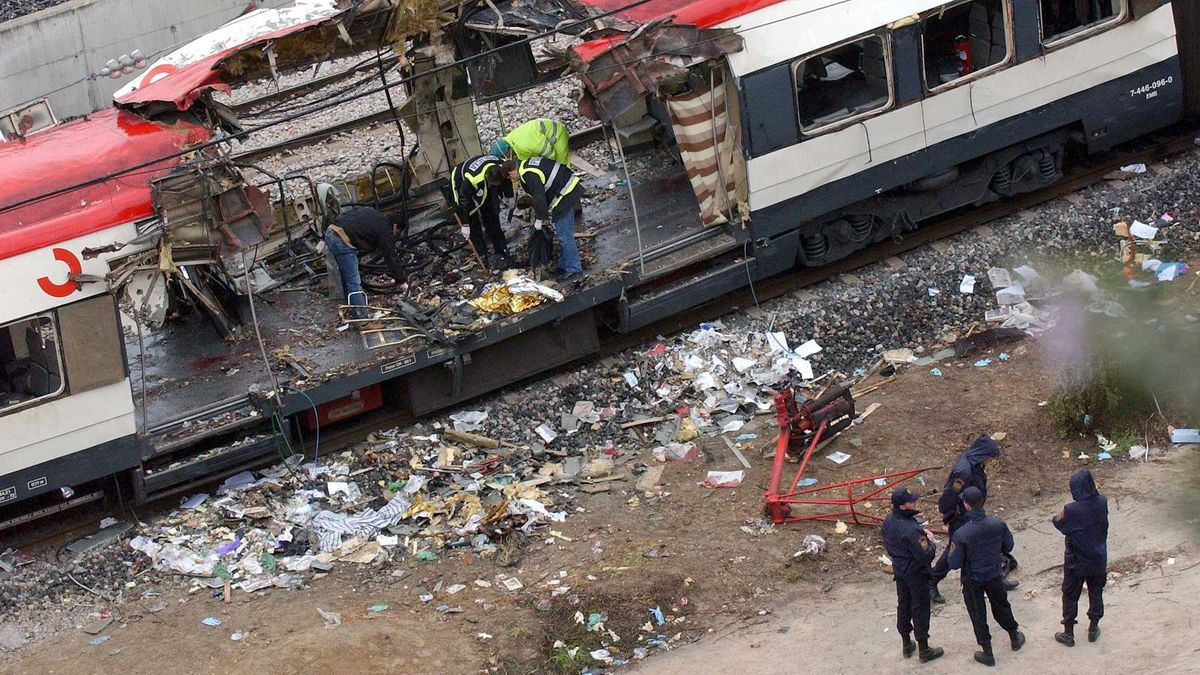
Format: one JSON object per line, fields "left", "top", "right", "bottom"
{"left": 533, "top": 219, "right": 547, "bottom": 231}
{"left": 460, "top": 225, "right": 471, "bottom": 239}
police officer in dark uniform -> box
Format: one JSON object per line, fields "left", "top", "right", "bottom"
{"left": 1052, "top": 469, "right": 1108, "bottom": 646}
{"left": 930, "top": 435, "right": 1017, "bottom": 603}
{"left": 880, "top": 487, "right": 945, "bottom": 663}
{"left": 948, "top": 486, "right": 1025, "bottom": 667}
{"left": 450, "top": 154, "right": 514, "bottom": 269}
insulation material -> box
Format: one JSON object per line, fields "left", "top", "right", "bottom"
{"left": 664, "top": 72, "right": 738, "bottom": 226}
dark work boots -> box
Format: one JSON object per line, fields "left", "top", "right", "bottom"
{"left": 930, "top": 581, "right": 946, "bottom": 605}
{"left": 1055, "top": 625, "right": 1075, "bottom": 647}
{"left": 1088, "top": 621, "right": 1101, "bottom": 642}
{"left": 1009, "top": 629, "right": 1026, "bottom": 651}
{"left": 902, "top": 634, "right": 916, "bottom": 658}
{"left": 918, "top": 640, "right": 944, "bottom": 663}
{"left": 974, "top": 644, "right": 995, "bottom": 667}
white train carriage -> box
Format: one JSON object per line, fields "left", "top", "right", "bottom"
{"left": 0, "top": 108, "right": 210, "bottom": 510}
{"left": 715, "top": 0, "right": 1189, "bottom": 265}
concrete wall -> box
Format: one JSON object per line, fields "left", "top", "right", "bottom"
{"left": 0, "top": 0, "right": 288, "bottom": 118}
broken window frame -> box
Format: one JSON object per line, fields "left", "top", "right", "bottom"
{"left": 920, "top": 0, "right": 1015, "bottom": 94}
{"left": 791, "top": 31, "right": 896, "bottom": 137}
{"left": 1039, "top": 0, "right": 1127, "bottom": 50}
{"left": 0, "top": 312, "right": 67, "bottom": 417}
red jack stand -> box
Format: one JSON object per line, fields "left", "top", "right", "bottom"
{"left": 764, "top": 385, "right": 936, "bottom": 526}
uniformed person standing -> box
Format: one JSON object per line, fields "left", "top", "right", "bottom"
{"left": 490, "top": 118, "right": 571, "bottom": 167}
{"left": 948, "top": 486, "right": 1025, "bottom": 667}
{"left": 930, "top": 435, "right": 1017, "bottom": 603}
{"left": 504, "top": 157, "right": 584, "bottom": 279}
{"left": 450, "top": 154, "right": 514, "bottom": 269}
{"left": 1052, "top": 469, "right": 1109, "bottom": 647}
{"left": 881, "top": 488, "right": 945, "bottom": 663}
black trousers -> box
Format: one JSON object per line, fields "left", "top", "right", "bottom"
{"left": 468, "top": 199, "right": 508, "bottom": 257}
{"left": 962, "top": 576, "right": 1019, "bottom": 646}
{"left": 895, "top": 574, "right": 933, "bottom": 641}
{"left": 1062, "top": 570, "right": 1105, "bottom": 626}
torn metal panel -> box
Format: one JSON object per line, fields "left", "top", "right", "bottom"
{"left": 461, "top": 0, "right": 595, "bottom": 36}
{"left": 571, "top": 22, "right": 743, "bottom": 122}
{"left": 151, "top": 165, "right": 275, "bottom": 262}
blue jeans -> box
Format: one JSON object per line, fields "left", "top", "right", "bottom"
{"left": 324, "top": 229, "right": 368, "bottom": 319}
{"left": 553, "top": 208, "right": 582, "bottom": 274}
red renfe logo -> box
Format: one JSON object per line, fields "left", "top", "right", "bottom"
{"left": 37, "top": 247, "right": 82, "bottom": 298}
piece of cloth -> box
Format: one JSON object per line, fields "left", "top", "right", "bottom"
{"left": 896, "top": 573, "right": 933, "bottom": 641}
{"left": 948, "top": 508, "right": 1014, "bottom": 584}
{"left": 1061, "top": 570, "right": 1105, "bottom": 627}
{"left": 527, "top": 225, "right": 555, "bottom": 275}
{"left": 503, "top": 118, "right": 570, "bottom": 166}
{"left": 664, "top": 76, "right": 739, "bottom": 226}
{"left": 518, "top": 156, "right": 581, "bottom": 221}
{"left": 553, "top": 207, "right": 582, "bottom": 275}
{"left": 334, "top": 206, "right": 405, "bottom": 282}
{"left": 962, "top": 575, "right": 1019, "bottom": 647}
{"left": 324, "top": 228, "right": 366, "bottom": 319}
{"left": 1052, "top": 469, "right": 1109, "bottom": 576}
{"left": 881, "top": 506, "right": 936, "bottom": 578}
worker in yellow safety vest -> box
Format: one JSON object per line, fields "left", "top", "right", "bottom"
{"left": 490, "top": 118, "right": 570, "bottom": 167}
{"left": 450, "top": 154, "right": 514, "bottom": 268}
{"left": 504, "top": 156, "right": 583, "bottom": 279}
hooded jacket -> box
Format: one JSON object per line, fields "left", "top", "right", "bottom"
{"left": 881, "top": 506, "right": 937, "bottom": 578}
{"left": 1052, "top": 470, "right": 1108, "bottom": 576}
{"left": 948, "top": 507, "right": 1014, "bottom": 583}
{"left": 938, "top": 435, "right": 999, "bottom": 531}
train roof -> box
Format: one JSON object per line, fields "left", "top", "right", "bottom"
{"left": 0, "top": 108, "right": 210, "bottom": 261}
{"left": 573, "top": 0, "right": 957, "bottom": 71}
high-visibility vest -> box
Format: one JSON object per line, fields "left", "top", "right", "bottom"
{"left": 519, "top": 157, "right": 579, "bottom": 212}
{"left": 505, "top": 119, "right": 568, "bottom": 165}
{"left": 451, "top": 155, "right": 501, "bottom": 215}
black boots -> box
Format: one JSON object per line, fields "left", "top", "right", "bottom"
{"left": 903, "top": 635, "right": 944, "bottom": 663}
{"left": 918, "top": 640, "right": 944, "bottom": 663}
{"left": 974, "top": 643, "right": 995, "bottom": 666}
{"left": 1055, "top": 625, "right": 1075, "bottom": 647}
{"left": 930, "top": 581, "right": 946, "bottom": 604}
{"left": 1002, "top": 578, "right": 1019, "bottom": 591}
{"left": 1009, "top": 629, "right": 1026, "bottom": 651}
{"left": 1088, "top": 621, "right": 1101, "bottom": 642}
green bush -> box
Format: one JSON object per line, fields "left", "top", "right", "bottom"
{"left": 1046, "top": 355, "right": 1155, "bottom": 438}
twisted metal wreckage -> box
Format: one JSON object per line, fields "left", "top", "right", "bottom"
{"left": 86, "top": 0, "right": 749, "bottom": 340}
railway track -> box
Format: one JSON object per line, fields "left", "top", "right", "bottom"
{"left": 3, "top": 123, "right": 1195, "bottom": 552}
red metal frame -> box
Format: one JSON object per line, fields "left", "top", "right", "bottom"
{"left": 764, "top": 387, "right": 936, "bottom": 526}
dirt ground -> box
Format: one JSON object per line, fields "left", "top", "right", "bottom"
{"left": 5, "top": 337, "right": 1197, "bottom": 674}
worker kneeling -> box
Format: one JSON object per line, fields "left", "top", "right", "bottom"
{"left": 451, "top": 154, "right": 513, "bottom": 269}
{"left": 317, "top": 183, "right": 406, "bottom": 325}
{"left": 505, "top": 157, "right": 583, "bottom": 279}
{"left": 490, "top": 118, "right": 570, "bottom": 167}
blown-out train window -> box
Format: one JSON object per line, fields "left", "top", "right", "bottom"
{"left": 1041, "top": 0, "right": 1125, "bottom": 45}
{"left": 0, "top": 314, "right": 65, "bottom": 415}
{"left": 793, "top": 34, "right": 893, "bottom": 134}
{"left": 922, "top": 0, "right": 1012, "bottom": 91}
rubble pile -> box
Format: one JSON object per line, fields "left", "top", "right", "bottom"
{"left": 126, "top": 430, "right": 570, "bottom": 591}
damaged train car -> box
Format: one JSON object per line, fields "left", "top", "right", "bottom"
{"left": 1, "top": 0, "right": 1197, "bottom": 520}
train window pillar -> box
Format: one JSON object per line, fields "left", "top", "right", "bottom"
{"left": 793, "top": 34, "right": 892, "bottom": 134}
{"left": 1040, "top": 0, "right": 1125, "bottom": 44}
{"left": 922, "top": 0, "right": 1013, "bottom": 90}
{"left": 0, "top": 314, "right": 65, "bottom": 414}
